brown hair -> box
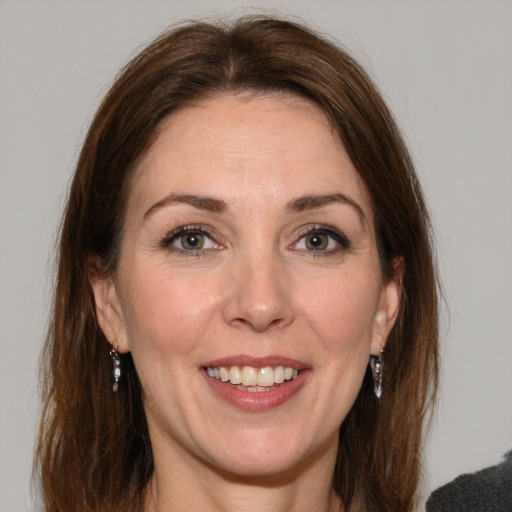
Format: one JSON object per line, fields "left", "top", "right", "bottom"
{"left": 36, "top": 16, "right": 439, "bottom": 512}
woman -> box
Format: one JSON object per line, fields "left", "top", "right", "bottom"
{"left": 36, "top": 16, "right": 439, "bottom": 512}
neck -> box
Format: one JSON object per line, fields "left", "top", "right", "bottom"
{"left": 143, "top": 432, "right": 344, "bottom": 512}
{"left": 145, "top": 474, "right": 343, "bottom": 512}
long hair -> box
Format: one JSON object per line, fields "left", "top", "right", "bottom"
{"left": 36, "top": 16, "right": 439, "bottom": 512}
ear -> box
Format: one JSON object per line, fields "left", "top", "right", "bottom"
{"left": 89, "top": 268, "right": 129, "bottom": 354}
{"left": 370, "top": 257, "right": 404, "bottom": 355}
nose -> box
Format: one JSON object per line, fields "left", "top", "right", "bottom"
{"left": 222, "top": 253, "right": 295, "bottom": 333}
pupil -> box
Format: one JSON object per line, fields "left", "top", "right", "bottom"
{"left": 183, "top": 233, "right": 203, "bottom": 249}
{"left": 307, "top": 233, "right": 327, "bottom": 250}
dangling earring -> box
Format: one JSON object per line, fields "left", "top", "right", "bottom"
{"left": 370, "top": 349, "right": 384, "bottom": 400}
{"left": 109, "top": 344, "right": 121, "bottom": 393}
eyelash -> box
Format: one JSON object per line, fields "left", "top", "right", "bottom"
{"left": 293, "top": 225, "right": 351, "bottom": 256}
{"left": 160, "top": 225, "right": 220, "bottom": 256}
{"left": 159, "top": 224, "right": 350, "bottom": 257}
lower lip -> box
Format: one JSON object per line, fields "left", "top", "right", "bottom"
{"left": 201, "top": 369, "right": 310, "bottom": 411}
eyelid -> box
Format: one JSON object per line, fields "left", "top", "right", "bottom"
{"left": 292, "top": 224, "right": 351, "bottom": 253}
{"left": 160, "top": 224, "right": 224, "bottom": 253}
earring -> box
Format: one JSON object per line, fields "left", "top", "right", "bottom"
{"left": 370, "top": 349, "right": 384, "bottom": 400}
{"left": 109, "top": 344, "right": 121, "bottom": 393}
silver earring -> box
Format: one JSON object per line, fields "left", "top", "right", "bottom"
{"left": 110, "top": 345, "right": 121, "bottom": 393}
{"left": 370, "top": 349, "right": 384, "bottom": 399}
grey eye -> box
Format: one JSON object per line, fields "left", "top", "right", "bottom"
{"left": 179, "top": 233, "right": 205, "bottom": 250}
{"left": 305, "top": 233, "right": 329, "bottom": 251}
{"left": 291, "top": 226, "right": 350, "bottom": 254}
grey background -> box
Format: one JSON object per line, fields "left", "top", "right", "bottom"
{"left": 1, "top": 1, "right": 511, "bottom": 510}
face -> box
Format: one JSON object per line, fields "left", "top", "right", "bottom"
{"left": 92, "top": 94, "right": 401, "bottom": 481}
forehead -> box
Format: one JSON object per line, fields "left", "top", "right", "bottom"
{"left": 129, "top": 93, "right": 373, "bottom": 217}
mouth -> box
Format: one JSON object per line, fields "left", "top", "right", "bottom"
{"left": 201, "top": 357, "right": 309, "bottom": 411}
{"left": 205, "top": 365, "right": 300, "bottom": 392}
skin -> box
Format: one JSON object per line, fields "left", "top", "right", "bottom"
{"left": 92, "top": 93, "right": 402, "bottom": 512}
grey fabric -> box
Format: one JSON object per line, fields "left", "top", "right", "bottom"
{"left": 426, "top": 450, "right": 512, "bottom": 512}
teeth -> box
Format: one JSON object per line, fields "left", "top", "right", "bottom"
{"left": 274, "top": 366, "right": 285, "bottom": 383}
{"left": 219, "top": 367, "right": 229, "bottom": 382}
{"left": 228, "top": 366, "right": 242, "bottom": 384}
{"left": 247, "top": 386, "right": 275, "bottom": 392}
{"left": 206, "top": 365, "right": 301, "bottom": 388}
{"left": 241, "top": 366, "right": 258, "bottom": 386}
{"left": 257, "top": 366, "right": 274, "bottom": 386}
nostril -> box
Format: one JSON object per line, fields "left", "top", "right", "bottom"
{"left": 231, "top": 318, "right": 249, "bottom": 327}
{"left": 229, "top": 315, "right": 287, "bottom": 333}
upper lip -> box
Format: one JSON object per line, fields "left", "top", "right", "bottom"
{"left": 202, "top": 355, "right": 309, "bottom": 370}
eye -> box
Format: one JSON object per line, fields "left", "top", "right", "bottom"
{"left": 176, "top": 232, "right": 207, "bottom": 250}
{"left": 291, "top": 226, "right": 350, "bottom": 254}
{"left": 304, "top": 232, "right": 330, "bottom": 251}
{"left": 162, "top": 226, "right": 222, "bottom": 254}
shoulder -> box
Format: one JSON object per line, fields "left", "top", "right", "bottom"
{"left": 426, "top": 450, "right": 512, "bottom": 512}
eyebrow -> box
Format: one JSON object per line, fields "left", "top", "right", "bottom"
{"left": 143, "top": 191, "right": 367, "bottom": 225}
{"left": 287, "top": 193, "right": 367, "bottom": 224}
{"left": 143, "top": 193, "right": 228, "bottom": 219}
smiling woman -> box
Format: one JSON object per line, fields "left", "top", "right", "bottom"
{"left": 35, "top": 16, "right": 439, "bottom": 512}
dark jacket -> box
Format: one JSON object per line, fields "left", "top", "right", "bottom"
{"left": 426, "top": 450, "right": 512, "bottom": 512}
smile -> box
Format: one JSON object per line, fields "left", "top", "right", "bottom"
{"left": 206, "top": 365, "right": 300, "bottom": 391}
{"left": 202, "top": 358, "right": 309, "bottom": 411}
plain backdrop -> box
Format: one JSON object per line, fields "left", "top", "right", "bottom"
{"left": 1, "top": 1, "right": 511, "bottom": 510}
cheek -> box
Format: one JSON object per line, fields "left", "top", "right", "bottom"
{"left": 119, "top": 263, "right": 220, "bottom": 356}
{"left": 298, "top": 270, "right": 380, "bottom": 354}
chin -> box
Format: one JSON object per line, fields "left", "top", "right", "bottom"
{"left": 200, "top": 427, "right": 332, "bottom": 481}
{"left": 210, "top": 452, "right": 303, "bottom": 481}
